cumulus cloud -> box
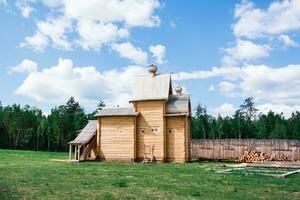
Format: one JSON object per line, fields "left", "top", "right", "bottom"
{"left": 173, "top": 66, "right": 241, "bottom": 81}
{"left": 257, "top": 103, "right": 300, "bottom": 118}
{"left": 222, "top": 0, "right": 300, "bottom": 65}
{"left": 21, "top": 17, "right": 72, "bottom": 51}
{"left": 15, "top": 58, "right": 147, "bottom": 109}
{"left": 21, "top": 0, "right": 161, "bottom": 52}
{"left": 16, "top": 0, "right": 33, "bottom": 18}
{"left": 208, "top": 85, "right": 215, "bottom": 91}
{"left": 76, "top": 20, "right": 129, "bottom": 50}
{"left": 222, "top": 39, "right": 272, "bottom": 65}
{"left": 20, "top": 32, "right": 49, "bottom": 52}
{"left": 210, "top": 103, "right": 236, "bottom": 117}
{"left": 174, "top": 64, "right": 300, "bottom": 106}
{"left": 111, "top": 42, "right": 148, "bottom": 65}
{"left": 37, "top": 17, "right": 72, "bottom": 50}
{"left": 278, "top": 34, "right": 298, "bottom": 47}
{"left": 149, "top": 44, "right": 166, "bottom": 64}
{"left": 10, "top": 59, "right": 38, "bottom": 74}
{"left": 42, "top": 0, "right": 61, "bottom": 8}
{"left": 210, "top": 102, "right": 300, "bottom": 118}
{"left": 233, "top": 0, "right": 300, "bottom": 39}
{"left": 239, "top": 64, "right": 300, "bottom": 105}
{"left": 218, "top": 81, "right": 238, "bottom": 97}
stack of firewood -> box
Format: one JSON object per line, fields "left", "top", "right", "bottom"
{"left": 235, "top": 150, "right": 295, "bottom": 163}
{"left": 271, "top": 154, "right": 289, "bottom": 162}
{"left": 235, "top": 150, "right": 270, "bottom": 163}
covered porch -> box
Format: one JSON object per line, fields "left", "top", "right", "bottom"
{"left": 68, "top": 120, "right": 98, "bottom": 162}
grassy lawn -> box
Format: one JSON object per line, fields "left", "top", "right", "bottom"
{"left": 0, "top": 149, "right": 299, "bottom": 200}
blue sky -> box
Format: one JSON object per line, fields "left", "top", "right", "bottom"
{"left": 1, "top": 0, "right": 300, "bottom": 117}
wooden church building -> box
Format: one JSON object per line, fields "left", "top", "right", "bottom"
{"left": 69, "top": 64, "right": 191, "bottom": 162}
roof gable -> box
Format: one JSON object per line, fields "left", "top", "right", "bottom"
{"left": 166, "top": 94, "right": 191, "bottom": 115}
{"left": 131, "top": 73, "right": 172, "bottom": 101}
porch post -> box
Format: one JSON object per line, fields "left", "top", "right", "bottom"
{"left": 75, "top": 145, "right": 77, "bottom": 160}
{"left": 77, "top": 145, "right": 81, "bottom": 162}
{"left": 69, "top": 145, "right": 72, "bottom": 160}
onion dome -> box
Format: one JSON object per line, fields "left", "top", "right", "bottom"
{"left": 175, "top": 85, "right": 183, "bottom": 96}
{"left": 148, "top": 64, "right": 157, "bottom": 77}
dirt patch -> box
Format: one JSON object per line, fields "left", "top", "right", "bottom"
{"left": 292, "top": 192, "right": 300, "bottom": 197}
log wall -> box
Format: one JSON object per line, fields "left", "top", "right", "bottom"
{"left": 134, "top": 100, "right": 166, "bottom": 161}
{"left": 191, "top": 139, "right": 300, "bottom": 161}
{"left": 99, "top": 116, "right": 136, "bottom": 161}
{"left": 166, "top": 116, "right": 186, "bottom": 162}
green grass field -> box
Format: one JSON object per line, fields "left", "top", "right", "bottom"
{"left": 0, "top": 149, "right": 299, "bottom": 200}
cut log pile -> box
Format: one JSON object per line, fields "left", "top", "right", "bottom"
{"left": 235, "top": 150, "right": 295, "bottom": 163}
{"left": 235, "top": 150, "right": 269, "bottom": 163}
{"left": 271, "top": 154, "right": 289, "bottom": 162}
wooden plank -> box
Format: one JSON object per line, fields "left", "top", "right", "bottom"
{"left": 191, "top": 139, "right": 300, "bottom": 161}
{"left": 100, "top": 116, "right": 135, "bottom": 160}
{"left": 69, "top": 145, "right": 72, "bottom": 160}
{"left": 277, "top": 169, "right": 300, "bottom": 178}
{"left": 166, "top": 116, "right": 186, "bottom": 162}
{"left": 135, "top": 100, "right": 166, "bottom": 161}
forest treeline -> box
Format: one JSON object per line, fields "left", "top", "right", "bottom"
{"left": 0, "top": 97, "right": 299, "bottom": 152}
{"left": 0, "top": 97, "right": 104, "bottom": 151}
{"left": 191, "top": 98, "right": 300, "bottom": 140}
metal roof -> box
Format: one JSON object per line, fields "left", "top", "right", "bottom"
{"left": 69, "top": 120, "right": 97, "bottom": 145}
{"left": 94, "top": 107, "right": 139, "bottom": 117}
{"left": 166, "top": 94, "right": 191, "bottom": 115}
{"left": 130, "top": 73, "right": 172, "bottom": 101}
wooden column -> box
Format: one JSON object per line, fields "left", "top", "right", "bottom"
{"left": 69, "top": 145, "right": 72, "bottom": 160}
{"left": 77, "top": 145, "right": 81, "bottom": 162}
{"left": 75, "top": 145, "right": 77, "bottom": 160}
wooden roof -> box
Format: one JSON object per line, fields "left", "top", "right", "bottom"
{"left": 166, "top": 94, "right": 191, "bottom": 115}
{"left": 69, "top": 120, "right": 97, "bottom": 145}
{"left": 94, "top": 107, "right": 139, "bottom": 117}
{"left": 130, "top": 73, "right": 172, "bottom": 101}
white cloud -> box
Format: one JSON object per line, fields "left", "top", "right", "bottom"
{"left": 222, "top": 39, "right": 271, "bottom": 65}
{"left": 20, "top": 32, "right": 48, "bottom": 52}
{"left": 76, "top": 20, "right": 129, "bottom": 50}
{"left": 238, "top": 64, "right": 300, "bottom": 105}
{"left": 15, "top": 58, "right": 147, "bottom": 109}
{"left": 21, "top": 0, "right": 161, "bottom": 52}
{"left": 10, "top": 59, "right": 38, "bottom": 74}
{"left": 22, "top": 17, "right": 72, "bottom": 51}
{"left": 208, "top": 85, "right": 215, "bottom": 91}
{"left": 225, "top": 1, "right": 300, "bottom": 65}
{"left": 278, "top": 34, "right": 298, "bottom": 47}
{"left": 42, "top": 0, "right": 61, "bottom": 8}
{"left": 257, "top": 103, "right": 300, "bottom": 118}
{"left": 76, "top": 21, "right": 129, "bottom": 51}
{"left": 37, "top": 17, "right": 72, "bottom": 50}
{"left": 173, "top": 64, "right": 300, "bottom": 107}
{"left": 62, "top": 0, "right": 160, "bottom": 27}
{"left": 173, "top": 66, "right": 241, "bottom": 81}
{"left": 16, "top": 0, "right": 33, "bottom": 18}
{"left": 149, "top": 44, "right": 166, "bottom": 65}
{"left": 233, "top": 0, "right": 300, "bottom": 39}
{"left": 210, "top": 102, "right": 300, "bottom": 118}
{"left": 218, "top": 81, "right": 237, "bottom": 97}
{"left": 210, "top": 103, "right": 236, "bottom": 117}
{"left": 169, "top": 20, "right": 176, "bottom": 28}
{"left": 111, "top": 42, "right": 148, "bottom": 65}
